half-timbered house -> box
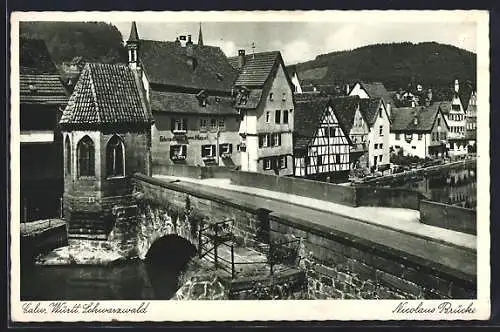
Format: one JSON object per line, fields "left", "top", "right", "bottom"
{"left": 293, "top": 96, "right": 352, "bottom": 182}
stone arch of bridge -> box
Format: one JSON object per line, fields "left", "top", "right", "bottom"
{"left": 145, "top": 234, "right": 197, "bottom": 269}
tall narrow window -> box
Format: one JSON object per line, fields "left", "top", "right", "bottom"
{"left": 283, "top": 110, "right": 289, "bottom": 124}
{"left": 275, "top": 110, "right": 281, "bottom": 124}
{"left": 77, "top": 136, "right": 95, "bottom": 177}
{"left": 65, "top": 136, "right": 71, "bottom": 175}
{"left": 106, "top": 135, "right": 125, "bottom": 177}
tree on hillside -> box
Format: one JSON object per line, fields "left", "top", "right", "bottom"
{"left": 294, "top": 42, "right": 476, "bottom": 92}
{"left": 20, "top": 22, "right": 127, "bottom": 65}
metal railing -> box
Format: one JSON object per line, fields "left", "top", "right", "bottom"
{"left": 198, "top": 219, "right": 301, "bottom": 279}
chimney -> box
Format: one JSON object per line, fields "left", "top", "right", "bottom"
{"left": 238, "top": 49, "right": 246, "bottom": 69}
{"left": 174, "top": 37, "right": 181, "bottom": 46}
{"left": 346, "top": 83, "right": 350, "bottom": 95}
{"left": 413, "top": 111, "right": 419, "bottom": 126}
{"left": 186, "top": 35, "right": 194, "bottom": 55}
{"left": 454, "top": 79, "right": 459, "bottom": 93}
{"left": 427, "top": 88, "right": 433, "bottom": 102}
{"left": 186, "top": 34, "right": 196, "bottom": 70}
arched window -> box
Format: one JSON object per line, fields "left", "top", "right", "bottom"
{"left": 65, "top": 135, "right": 71, "bottom": 175}
{"left": 106, "top": 135, "right": 125, "bottom": 177}
{"left": 77, "top": 136, "right": 95, "bottom": 177}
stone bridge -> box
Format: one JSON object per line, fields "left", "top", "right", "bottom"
{"left": 102, "top": 173, "right": 476, "bottom": 300}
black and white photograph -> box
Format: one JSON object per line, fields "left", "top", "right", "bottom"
{"left": 10, "top": 10, "right": 490, "bottom": 321}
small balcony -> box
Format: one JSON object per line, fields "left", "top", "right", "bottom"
{"left": 20, "top": 130, "right": 54, "bottom": 144}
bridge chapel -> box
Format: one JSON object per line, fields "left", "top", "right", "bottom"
{"left": 59, "top": 62, "right": 153, "bottom": 240}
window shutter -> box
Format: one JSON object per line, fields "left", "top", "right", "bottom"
{"left": 170, "top": 146, "right": 175, "bottom": 158}
{"left": 270, "top": 134, "right": 275, "bottom": 147}
{"left": 229, "top": 144, "right": 233, "bottom": 154}
{"left": 182, "top": 118, "right": 188, "bottom": 131}
{"left": 182, "top": 145, "right": 187, "bottom": 156}
{"left": 171, "top": 118, "right": 175, "bottom": 131}
{"left": 219, "top": 144, "right": 224, "bottom": 156}
{"left": 278, "top": 133, "right": 282, "bottom": 146}
{"left": 259, "top": 135, "right": 263, "bottom": 148}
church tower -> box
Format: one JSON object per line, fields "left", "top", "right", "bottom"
{"left": 198, "top": 22, "right": 204, "bottom": 46}
{"left": 127, "top": 21, "right": 140, "bottom": 70}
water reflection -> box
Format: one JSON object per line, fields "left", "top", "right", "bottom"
{"left": 20, "top": 259, "right": 183, "bottom": 301}
{"left": 387, "top": 165, "right": 477, "bottom": 209}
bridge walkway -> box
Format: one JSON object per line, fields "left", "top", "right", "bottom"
{"left": 153, "top": 175, "right": 476, "bottom": 281}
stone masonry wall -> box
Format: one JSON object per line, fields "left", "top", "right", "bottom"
{"left": 132, "top": 175, "right": 271, "bottom": 253}
{"left": 131, "top": 174, "right": 476, "bottom": 300}
{"left": 269, "top": 214, "right": 476, "bottom": 300}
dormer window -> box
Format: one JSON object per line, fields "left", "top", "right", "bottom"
{"left": 196, "top": 90, "right": 208, "bottom": 107}
{"left": 171, "top": 118, "right": 187, "bottom": 133}
{"left": 413, "top": 117, "right": 419, "bottom": 126}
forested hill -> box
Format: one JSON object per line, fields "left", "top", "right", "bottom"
{"left": 293, "top": 42, "right": 476, "bottom": 91}
{"left": 19, "top": 22, "right": 127, "bottom": 65}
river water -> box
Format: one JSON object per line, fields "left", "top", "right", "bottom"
{"left": 20, "top": 259, "right": 184, "bottom": 301}
{"left": 387, "top": 163, "right": 477, "bottom": 209}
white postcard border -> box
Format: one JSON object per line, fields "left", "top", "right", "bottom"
{"left": 9, "top": 10, "right": 490, "bottom": 322}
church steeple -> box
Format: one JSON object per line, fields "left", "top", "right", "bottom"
{"left": 128, "top": 21, "right": 139, "bottom": 43}
{"left": 127, "top": 21, "right": 140, "bottom": 69}
{"left": 198, "top": 23, "right": 204, "bottom": 46}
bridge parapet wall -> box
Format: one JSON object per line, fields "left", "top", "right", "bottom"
{"left": 269, "top": 212, "right": 476, "bottom": 300}
{"left": 130, "top": 174, "right": 271, "bottom": 258}
{"left": 130, "top": 174, "right": 476, "bottom": 300}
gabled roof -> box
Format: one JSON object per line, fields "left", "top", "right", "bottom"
{"left": 234, "top": 89, "right": 263, "bottom": 109}
{"left": 20, "top": 38, "right": 58, "bottom": 74}
{"left": 60, "top": 63, "right": 152, "bottom": 130}
{"left": 390, "top": 103, "right": 447, "bottom": 132}
{"left": 138, "top": 40, "right": 238, "bottom": 93}
{"left": 228, "top": 51, "right": 293, "bottom": 88}
{"left": 19, "top": 38, "right": 68, "bottom": 105}
{"left": 330, "top": 96, "right": 362, "bottom": 135}
{"left": 20, "top": 74, "right": 68, "bottom": 105}
{"left": 150, "top": 91, "right": 237, "bottom": 115}
{"left": 355, "top": 81, "right": 394, "bottom": 105}
{"left": 293, "top": 96, "right": 353, "bottom": 151}
{"left": 436, "top": 100, "right": 452, "bottom": 115}
{"left": 358, "top": 98, "right": 383, "bottom": 127}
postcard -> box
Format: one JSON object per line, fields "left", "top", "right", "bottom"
{"left": 9, "top": 9, "right": 490, "bottom": 322}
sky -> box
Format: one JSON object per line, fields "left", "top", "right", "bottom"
{"left": 113, "top": 21, "right": 477, "bottom": 65}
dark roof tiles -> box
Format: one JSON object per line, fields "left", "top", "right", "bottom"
{"left": 358, "top": 98, "right": 382, "bottom": 127}
{"left": 293, "top": 95, "right": 355, "bottom": 151}
{"left": 150, "top": 90, "right": 237, "bottom": 115}
{"left": 20, "top": 74, "right": 68, "bottom": 104}
{"left": 229, "top": 51, "right": 282, "bottom": 87}
{"left": 60, "top": 63, "right": 151, "bottom": 129}
{"left": 357, "top": 81, "right": 394, "bottom": 106}
{"left": 390, "top": 103, "right": 444, "bottom": 132}
{"left": 139, "top": 40, "right": 238, "bottom": 93}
